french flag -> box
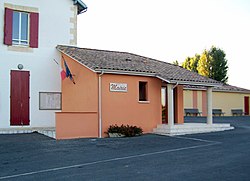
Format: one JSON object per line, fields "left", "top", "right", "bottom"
{"left": 63, "top": 59, "right": 76, "bottom": 84}
{"left": 60, "top": 66, "right": 66, "bottom": 80}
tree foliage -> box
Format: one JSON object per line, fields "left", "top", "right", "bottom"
{"left": 182, "top": 54, "right": 200, "bottom": 73}
{"left": 209, "top": 46, "right": 228, "bottom": 83}
{"left": 197, "top": 49, "right": 211, "bottom": 77}
{"left": 172, "top": 60, "right": 179, "bottom": 66}
{"left": 181, "top": 46, "right": 228, "bottom": 83}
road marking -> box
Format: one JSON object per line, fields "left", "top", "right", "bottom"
{"left": 173, "top": 135, "right": 221, "bottom": 144}
{"left": 237, "top": 126, "right": 250, "bottom": 129}
{"left": 0, "top": 142, "right": 220, "bottom": 180}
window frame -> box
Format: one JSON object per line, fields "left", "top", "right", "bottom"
{"left": 39, "top": 92, "right": 62, "bottom": 110}
{"left": 12, "top": 10, "right": 30, "bottom": 46}
{"left": 4, "top": 4, "right": 39, "bottom": 49}
{"left": 139, "top": 81, "right": 149, "bottom": 102}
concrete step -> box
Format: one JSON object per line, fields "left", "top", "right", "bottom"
{"left": 0, "top": 127, "right": 56, "bottom": 139}
{"left": 153, "top": 123, "right": 234, "bottom": 136}
{"left": 37, "top": 129, "right": 56, "bottom": 139}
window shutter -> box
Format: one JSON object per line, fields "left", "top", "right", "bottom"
{"left": 30, "top": 12, "right": 39, "bottom": 48}
{"left": 4, "top": 8, "right": 13, "bottom": 45}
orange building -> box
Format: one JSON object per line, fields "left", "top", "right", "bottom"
{"left": 55, "top": 45, "right": 224, "bottom": 139}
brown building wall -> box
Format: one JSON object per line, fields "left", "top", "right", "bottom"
{"left": 174, "top": 85, "right": 184, "bottom": 124}
{"left": 57, "top": 54, "right": 163, "bottom": 138}
{"left": 101, "top": 74, "right": 162, "bottom": 137}
{"left": 61, "top": 54, "right": 98, "bottom": 112}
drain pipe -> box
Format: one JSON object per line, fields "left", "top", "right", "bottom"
{"left": 172, "top": 82, "right": 179, "bottom": 90}
{"left": 98, "top": 71, "right": 104, "bottom": 138}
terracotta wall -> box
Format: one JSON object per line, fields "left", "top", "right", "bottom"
{"left": 56, "top": 54, "right": 99, "bottom": 139}
{"left": 61, "top": 54, "right": 98, "bottom": 112}
{"left": 57, "top": 54, "right": 163, "bottom": 138}
{"left": 101, "top": 74, "right": 162, "bottom": 137}
{"left": 174, "top": 85, "right": 184, "bottom": 124}
{"left": 56, "top": 112, "right": 98, "bottom": 139}
{"left": 202, "top": 91, "right": 207, "bottom": 116}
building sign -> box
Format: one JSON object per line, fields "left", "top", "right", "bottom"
{"left": 39, "top": 92, "right": 62, "bottom": 110}
{"left": 110, "top": 83, "right": 128, "bottom": 92}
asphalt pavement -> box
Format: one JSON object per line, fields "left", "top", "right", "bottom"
{"left": 1, "top": 116, "right": 250, "bottom": 181}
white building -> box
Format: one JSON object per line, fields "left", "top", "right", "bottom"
{"left": 0, "top": 0, "right": 87, "bottom": 129}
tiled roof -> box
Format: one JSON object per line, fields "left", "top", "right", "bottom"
{"left": 57, "top": 45, "right": 221, "bottom": 86}
{"left": 184, "top": 84, "right": 250, "bottom": 93}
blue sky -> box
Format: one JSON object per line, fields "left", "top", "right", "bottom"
{"left": 78, "top": 0, "right": 250, "bottom": 89}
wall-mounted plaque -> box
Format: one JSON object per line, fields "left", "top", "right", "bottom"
{"left": 110, "top": 83, "right": 128, "bottom": 92}
{"left": 39, "top": 92, "right": 62, "bottom": 110}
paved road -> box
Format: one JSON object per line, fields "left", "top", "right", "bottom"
{"left": 1, "top": 117, "right": 250, "bottom": 180}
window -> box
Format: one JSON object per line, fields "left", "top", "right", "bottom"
{"left": 4, "top": 8, "right": 39, "bottom": 48}
{"left": 139, "top": 81, "right": 148, "bottom": 101}
{"left": 12, "top": 11, "right": 29, "bottom": 46}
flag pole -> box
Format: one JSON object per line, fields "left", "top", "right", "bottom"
{"left": 53, "top": 59, "right": 59, "bottom": 65}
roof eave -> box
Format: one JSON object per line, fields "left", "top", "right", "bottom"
{"left": 95, "top": 69, "right": 157, "bottom": 77}
{"left": 72, "top": 0, "right": 87, "bottom": 14}
{"left": 168, "top": 80, "right": 222, "bottom": 87}
{"left": 213, "top": 89, "right": 250, "bottom": 94}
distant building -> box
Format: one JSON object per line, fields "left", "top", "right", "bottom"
{"left": 183, "top": 84, "right": 250, "bottom": 116}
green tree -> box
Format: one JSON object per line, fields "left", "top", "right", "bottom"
{"left": 209, "top": 46, "right": 228, "bottom": 83}
{"left": 182, "top": 46, "right": 228, "bottom": 83}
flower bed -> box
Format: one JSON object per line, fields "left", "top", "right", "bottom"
{"left": 106, "top": 124, "right": 143, "bottom": 137}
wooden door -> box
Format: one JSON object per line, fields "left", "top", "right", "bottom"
{"left": 244, "top": 96, "right": 249, "bottom": 115}
{"left": 10, "top": 70, "right": 30, "bottom": 125}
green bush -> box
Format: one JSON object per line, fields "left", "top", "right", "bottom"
{"left": 106, "top": 124, "right": 143, "bottom": 137}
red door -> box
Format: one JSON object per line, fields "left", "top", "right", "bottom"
{"left": 244, "top": 96, "right": 249, "bottom": 115}
{"left": 10, "top": 70, "right": 30, "bottom": 125}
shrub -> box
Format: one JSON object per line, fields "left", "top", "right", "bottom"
{"left": 106, "top": 124, "right": 143, "bottom": 137}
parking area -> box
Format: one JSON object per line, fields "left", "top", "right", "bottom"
{"left": 1, "top": 117, "right": 250, "bottom": 181}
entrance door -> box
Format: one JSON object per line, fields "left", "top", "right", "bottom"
{"left": 244, "top": 96, "right": 249, "bottom": 115}
{"left": 10, "top": 70, "right": 30, "bottom": 125}
{"left": 161, "top": 87, "right": 168, "bottom": 123}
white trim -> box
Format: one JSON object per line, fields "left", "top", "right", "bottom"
{"left": 95, "top": 69, "right": 156, "bottom": 77}
{"left": 212, "top": 89, "right": 250, "bottom": 94}
{"left": 98, "top": 72, "right": 104, "bottom": 138}
{"left": 156, "top": 76, "right": 170, "bottom": 83}
{"left": 138, "top": 101, "right": 150, "bottom": 104}
{"left": 167, "top": 84, "right": 174, "bottom": 126}
{"left": 183, "top": 87, "right": 250, "bottom": 94}
{"left": 169, "top": 80, "right": 221, "bottom": 87}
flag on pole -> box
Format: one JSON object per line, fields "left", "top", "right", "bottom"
{"left": 60, "top": 66, "right": 67, "bottom": 80}
{"left": 63, "top": 58, "right": 76, "bottom": 84}
{"left": 53, "top": 59, "right": 67, "bottom": 81}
